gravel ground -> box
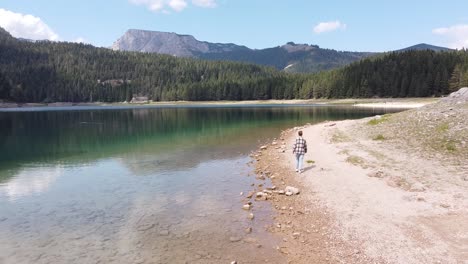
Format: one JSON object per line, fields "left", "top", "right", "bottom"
{"left": 252, "top": 88, "right": 468, "bottom": 263}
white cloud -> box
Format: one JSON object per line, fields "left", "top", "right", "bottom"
{"left": 0, "top": 8, "right": 59, "bottom": 41}
{"left": 169, "top": 0, "right": 188, "bottom": 11}
{"left": 192, "top": 0, "right": 217, "bottom": 8}
{"left": 129, "top": 0, "right": 217, "bottom": 12}
{"left": 313, "top": 20, "right": 347, "bottom": 34}
{"left": 130, "top": 0, "right": 165, "bottom": 12}
{"left": 432, "top": 24, "right": 468, "bottom": 49}
{"left": 72, "top": 37, "right": 88, "bottom": 44}
{"left": 130, "top": 0, "right": 187, "bottom": 12}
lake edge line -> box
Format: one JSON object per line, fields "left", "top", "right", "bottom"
{"left": 0, "top": 98, "right": 438, "bottom": 110}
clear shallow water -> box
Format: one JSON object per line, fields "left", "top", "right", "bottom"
{"left": 0, "top": 105, "right": 400, "bottom": 263}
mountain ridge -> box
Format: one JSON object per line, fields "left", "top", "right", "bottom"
{"left": 112, "top": 29, "right": 450, "bottom": 73}
{"left": 112, "top": 29, "right": 376, "bottom": 73}
{"left": 1, "top": 25, "right": 467, "bottom": 104}
{"left": 397, "top": 43, "right": 452, "bottom": 52}
{"left": 111, "top": 29, "right": 251, "bottom": 57}
{"left": 0, "top": 27, "right": 453, "bottom": 75}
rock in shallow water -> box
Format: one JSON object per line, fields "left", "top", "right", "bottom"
{"left": 255, "top": 192, "right": 268, "bottom": 201}
{"left": 242, "top": 204, "right": 251, "bottom": 210}
{"left": 248, "top": 213, "right": 255, "bottom": 220}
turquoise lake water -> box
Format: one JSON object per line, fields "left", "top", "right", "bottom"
{"left": 0, "top": 105, "right": 400, "bottom": 264}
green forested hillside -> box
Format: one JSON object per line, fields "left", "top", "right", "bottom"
{"left": 112, "top": 29, "right": 374, "bottom": 73}
{"left": 301, "top": 50, "right": 468, "bottom": 98}
{"left": 198, "top": 44, "right": 373, "bottom": 73}
{"left": 0, "top": 29, "right": 301, "bottom": 102}
{"left": 1, "top": 27, "right": 468, "bottom": 103}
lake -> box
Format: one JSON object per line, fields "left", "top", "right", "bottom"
{"left": 0, "top": 105, "right": 399, "bottom": 264}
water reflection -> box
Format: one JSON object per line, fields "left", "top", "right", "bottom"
{"left": 0, "top": 166, "right": 63, "bottom": 201}
{"left": 0, "top": 106, "right": 390, "bottom": 177}
{"left": 0, "top": 105, "right": 399, "bottom": 263}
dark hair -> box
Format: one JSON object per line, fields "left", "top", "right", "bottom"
{"left": 298, "top": 130, "right": 303, "bottom": 136}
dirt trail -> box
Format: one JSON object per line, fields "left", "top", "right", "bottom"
{"left": 299, "top": 120, "right": 467, "bottom": 263}
{"left": 255, "top": 92, "right": 468, "bottom": 263}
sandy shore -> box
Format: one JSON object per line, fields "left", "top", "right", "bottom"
{"left": 352, "top": 102, "right": 428, "bottom": 108}
{"left": 0, "top": 98, "right": 438, "bottom": 109}
{"left": 253, "top": 97, "right": 467, "bottom": 263}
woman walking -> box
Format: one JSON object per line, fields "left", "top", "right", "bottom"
{"left": 292, "top": 130, "right": 307, "bottom": 173}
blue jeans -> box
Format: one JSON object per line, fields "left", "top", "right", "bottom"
{"left": 295, "top": 154, "right": 304, "bottom": 171}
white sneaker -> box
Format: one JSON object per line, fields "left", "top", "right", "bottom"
{"left": 295, "top": 169, "right": 299, "bottom": 172}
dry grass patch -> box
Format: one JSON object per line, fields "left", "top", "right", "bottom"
{"left": 366, "top": 149, "right": 388, "bottom": 161}
{"left": 338, "top": 149, "right": 350, "bottom": 155}
{"left": 372, "top": 134, "right": 386, "bottom": 141}
{"left": 331, "top": 130, "right": 351, "bottom": 143}
{"left": 445, "top": 140, "right": 457, "bottom": 152}
{"left": 346, "top": 155, "right": 365, "bottom": 166}
{"left": 436, "top": 123, "right": 449, "bottom": 133}
{"left": 367, "top": 114, "right": 392, "bottom": 126}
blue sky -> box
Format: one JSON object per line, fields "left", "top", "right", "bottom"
{"left": 1, "top": 0, "right": 468, "bottom": 51}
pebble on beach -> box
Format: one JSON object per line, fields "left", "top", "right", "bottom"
{"left": 248, "top": 213, "right": 255, "bottom": 220}
{"left": 285, "top": 186, "right": 300, "bottom": 195}
{"left": 242, "top": 204, "right": 251, "bottom": 210}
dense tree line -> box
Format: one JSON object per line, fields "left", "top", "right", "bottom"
{"left": 1, "top": 27, "right": 468, "bottom": 103}
{"left": 0, "top": 28, "right": 299, "bottom": 102}
{"left": 302, "top": 50, "right": 468, "bottom": 98}
{"left": 199, "top": 44, "right": 372, "bottom": 73}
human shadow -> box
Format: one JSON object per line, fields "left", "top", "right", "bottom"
{"left": 301, "top": 164, "right": 316, "bottom": 173}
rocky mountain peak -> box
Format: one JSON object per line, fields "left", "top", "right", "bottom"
{"left": 112, "top": 29, "right": 210, "bottom": 57}
{"left": 281, "top": 42, "right": 319, "bottom": 53}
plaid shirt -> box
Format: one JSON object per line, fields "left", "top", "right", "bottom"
{"left": 293, "top": 137, "right": 307, "bottom": 155}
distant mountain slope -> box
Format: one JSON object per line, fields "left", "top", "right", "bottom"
{"left": 397, "top": 43, "right": 452, "bottom": 52}
{"left": 112, "top": 30, "right": 375, "bottom": 73}
{"left": 1, "top": 26, "right": 467, "bottom": 104}
{"left": 111, "top": 29, "right": 250, "bottom": 57}
{"left": 0, "top": 27, "right": 13, "bottom": 41}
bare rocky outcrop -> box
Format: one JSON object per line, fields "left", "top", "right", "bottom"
{"left": 112, "top": 29, "right": 207, "bottom": 56}
{"left": 443, "top": 87, "right": 468, "bottom": 103}
{"left": 111, "top": 29, "right": 246, "bottom": 57}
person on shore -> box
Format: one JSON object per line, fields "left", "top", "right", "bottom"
{"left": 292, "top": 130, "right": 307, "bottom": 173}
